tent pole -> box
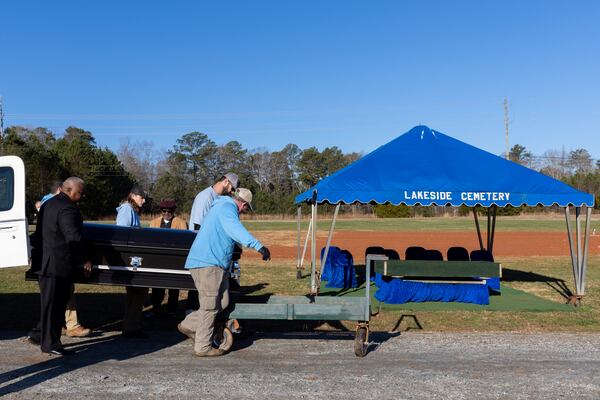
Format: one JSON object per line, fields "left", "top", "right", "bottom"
{"left": 473, "top": 208, "right": 484, "bottom": 251}
{"left": 310, "top": 199, "right": 318, "bottom": 295}
{"left": 576, "top": 207, "right": 583, "bottom": 295}
{"left": 564, "top": 206, "right": 579, "bottom": 303}
{"left": 489, "top": 206, "right": 497, "bottom": 255}
{"left": 299, "top": 218, "right": 312, "bottom": 270}
{"left": 581, "top": 206, "right": 592, "bottom": 296}
{"left": 321, "top": 204, "right": 340, "bottom": 273}
{"left": 486, "top": 208, "right": 491, "bottom": 250}
{"left": 296, "top": 205, "right": 302, "bottom": 278}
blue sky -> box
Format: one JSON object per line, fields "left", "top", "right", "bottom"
{"left": 1, "top": 1, "right": 599, "bottom": 159}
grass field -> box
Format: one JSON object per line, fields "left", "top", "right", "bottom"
{"left": 79, "top": 214, "right": 597, "bottom": 232}
{"left": 8, "top": 215, "right": 600, "bottom": 334}
{"left": 241, "top": 215, "right": 596, "bottom": 232}
{"left": 2, "top": 255, "right": 598, "bottom": 333}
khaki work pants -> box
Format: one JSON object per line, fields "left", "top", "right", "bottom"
{"left": 64, "top": 289, "right": 81, "bottom": 330}
{"left": 180, "top": 267, "right": 229, "bottom": 353}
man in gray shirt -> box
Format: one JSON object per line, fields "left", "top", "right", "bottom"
{"left": 189, "top": 173, "right": 239, "bottom": 231}
{"left": 186, "top": 173, "right": 239, "bottom": 313}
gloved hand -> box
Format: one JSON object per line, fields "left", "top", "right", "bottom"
{"left": 258, "top": 246, "right": 271, "bottom": 261}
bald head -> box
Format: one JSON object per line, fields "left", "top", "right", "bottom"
{"left": 62, "top": 177, "right": 85, "bottom": 202}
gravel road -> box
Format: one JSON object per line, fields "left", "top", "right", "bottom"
{"left": 0, "top": 330, "right": 599, "bottom": 399}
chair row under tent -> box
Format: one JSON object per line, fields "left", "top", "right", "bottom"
{"left": 365, "top": 246, "right": 494, "bottom": 264}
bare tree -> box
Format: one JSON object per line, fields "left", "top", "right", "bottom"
{"left": 118, "top": 139, "right": 160, "bottom": 190}
{"left": 569, "top": 148, "right": 593, "bottom": 174}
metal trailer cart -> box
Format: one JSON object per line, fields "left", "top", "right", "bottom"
{"left": 220, "top": 189, "right": 372, "bottom": 357}
{"left": 24, "top": 215, "right": 372, "bottom": 356}
{"left": 225, "top": 269, "right": 372, "bottom": 357}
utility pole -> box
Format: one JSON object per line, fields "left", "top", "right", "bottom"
{"left": 0, "top": 96, "right": 4, "bottom": 141}
{"left": 504, "top": 98, "right": 509, "bottom": 160}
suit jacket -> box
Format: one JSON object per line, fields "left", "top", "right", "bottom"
{"left": 31, "top": 192, "right": 86, "bottom": 278}
{"left": 149, "top": 215, "right": 188, "bottom": 230}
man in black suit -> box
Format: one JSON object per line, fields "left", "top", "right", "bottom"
{"left": 30, "top": 177, "right": 92, "bottom": 356}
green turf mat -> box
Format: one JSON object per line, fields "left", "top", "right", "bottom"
{"left": 319, "top": 282, "right": 573, "bottom": 312}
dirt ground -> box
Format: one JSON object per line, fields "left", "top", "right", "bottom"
{"left": 1, "top": 331, "right": 599, "bottom": 399}
{"left": 249, "top": 230, "right": 600, "bottom": 260}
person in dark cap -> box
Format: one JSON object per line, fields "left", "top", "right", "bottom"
{"left": 116, "top": 185, "right": 148, "bottom": 338}
{"left": 116, "top": 185, "right": 146, "bottom": 227}
{"left": 147, "top": 199, "right": 188, "bottom": 316}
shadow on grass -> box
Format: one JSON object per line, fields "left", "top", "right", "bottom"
{"left": 502, "top": 268, "right": 573, "bottom": 300}
{"left": 0, "top": 279, "right": 272, "bottom": 335}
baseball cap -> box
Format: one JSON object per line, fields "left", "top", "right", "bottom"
{"left": 130, "top": 185, "right": 147, "bottom": 197}
{"left": 234, "top": 188, "right": 253, "bottom": 211}
{"left": 224, "top": 173, "right": 239, "bottom": 190}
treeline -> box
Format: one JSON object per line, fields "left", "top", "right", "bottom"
{"left": 1, "top": 127, "right": 598, "bottom": 220}
{"left": 0, "top": 126, "right": 360, "bottom": 219}
{"left": 0, "top": 126, "right": 133, "bottom": 219}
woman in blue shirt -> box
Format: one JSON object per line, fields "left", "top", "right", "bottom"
{"left": 116, "top": 185, "right": 148, "bottom": 338}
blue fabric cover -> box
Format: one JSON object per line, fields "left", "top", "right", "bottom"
{"left": 373, "top": 273, "right": 490, "bottom": 305}
{"left": 320, "top": 247, "right": 357, "bottom": 288}
{"left": 295, "top": 125, "right": 594, "bottom": 208}
{"left": 486, "top": 277, "right": 501, "bottom": 292}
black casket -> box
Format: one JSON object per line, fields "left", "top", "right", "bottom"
{"left": 26, "top": 223, "right": 241, "bottom": 290}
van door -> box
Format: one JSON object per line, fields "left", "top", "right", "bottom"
{"left": 0, "top": 155, "right": 29, "bottom": 268}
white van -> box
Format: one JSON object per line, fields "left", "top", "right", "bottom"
{"left": 0, "top": 155, "right": 30, "bottom": 269}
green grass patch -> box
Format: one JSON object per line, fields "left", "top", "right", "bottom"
{"left": 237, "top": 256, "right": 600, "bottom": 332}
{"left": 319, "top": 283, "right": 572, "bottom": 312}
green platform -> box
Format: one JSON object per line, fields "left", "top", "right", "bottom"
{"left": 228, "top": 295, "right": 369, "bottom": 321}
{"left": 374, "top": 260, "right": 501, "bottom": 278}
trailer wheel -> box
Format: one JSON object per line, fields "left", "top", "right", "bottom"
{"left": 213, "top": 326, "right": 234, "bottom": 352}
{"left": 354, "top": 326, "right": 368, "bottom": 357}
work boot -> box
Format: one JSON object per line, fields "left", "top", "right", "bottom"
{"left": 177, "top": 323, "right": 195, "bottom": 341}
{"left": 194, "top": 348, "right": 225, "bottom": 357}
{"left": 66, "top": 326, "right": 91, "bottom": 337}
{"left": 25, "top": 335, "right": 40, "bottom": 346}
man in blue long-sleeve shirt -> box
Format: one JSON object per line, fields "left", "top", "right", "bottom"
{"left": 178, "top": 188, "right": 271, "bottom": 357}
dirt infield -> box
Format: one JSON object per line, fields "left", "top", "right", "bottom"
{"left": 250, "top": 231, "right": 600, "bottom": 260}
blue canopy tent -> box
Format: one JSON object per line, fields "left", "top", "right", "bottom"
{"left": 294, "top": 125, "right": 595, "bottom": 303}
